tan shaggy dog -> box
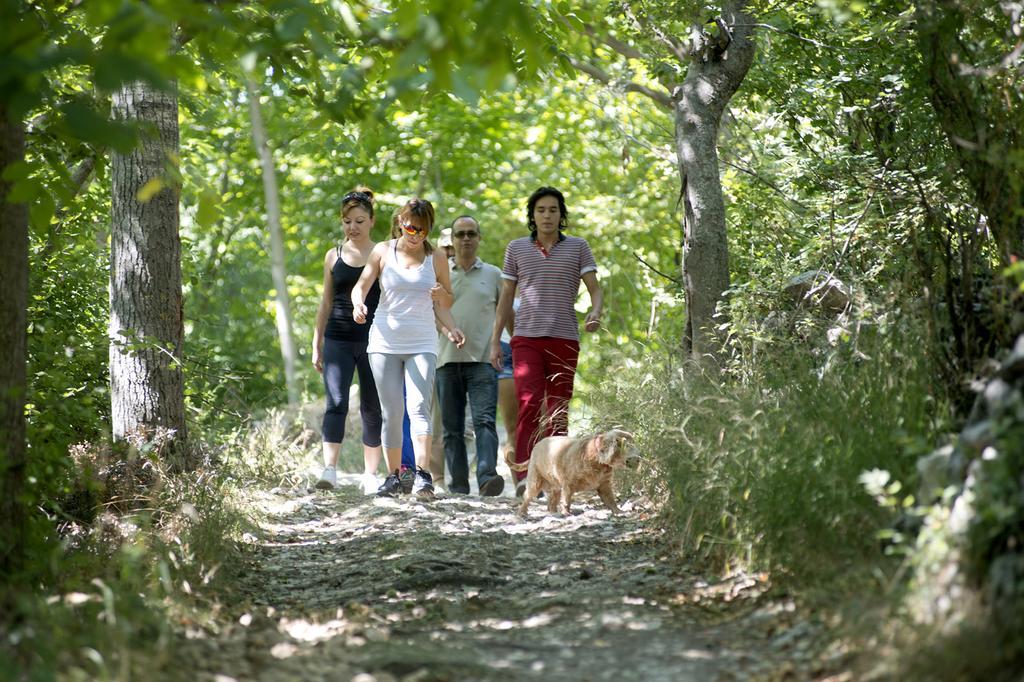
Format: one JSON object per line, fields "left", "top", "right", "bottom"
{"left": 508, "top": 429, "right": 637, "bottom": 517}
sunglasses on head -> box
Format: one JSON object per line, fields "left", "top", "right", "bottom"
{"left": 401, "top": 222, "right": 429, "bottom": 236}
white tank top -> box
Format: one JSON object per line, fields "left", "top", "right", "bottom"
{"left": 368, "top": 239, "right": 439, "bottom": 355}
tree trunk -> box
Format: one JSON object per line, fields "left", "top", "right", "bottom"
{"left": 674, "top": 1, "right": 757, "bottom": 366}
{"left": 110, "top": 80, "right": 188, "bottom": 464}
{"left": 0, "top": 103, "right": 29, "bottom": 578}
{"left": 915, "top": 0, "right": 1024, "bottom": 262}
{"left": 245, "top": 75, "right": 299, "bottom": 406}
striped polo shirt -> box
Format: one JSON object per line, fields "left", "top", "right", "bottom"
{"left": 501, "top": 234, "right": 597, "bottom": 341}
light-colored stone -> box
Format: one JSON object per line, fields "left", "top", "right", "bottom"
{"left": 782, "top": 270, "right": 851, "bottom": 314}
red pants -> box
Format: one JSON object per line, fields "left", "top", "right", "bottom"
{"left": 510, "top": 336, "right": 580, "bottom": 481}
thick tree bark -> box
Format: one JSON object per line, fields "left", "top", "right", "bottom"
{"left": 0, "top": 103, "right": 29, "bottom": 577}
{"left": 916, "top": 0, "right": 1024, "bottom": 262}
{"left": 110, "top": 80, "right": 188, "bottom": 462}
{"left": 674, "top": 2, "right": 756, "bottom": 365}
{"left": 245, "top": 75, "right": 299, "bottom": 406}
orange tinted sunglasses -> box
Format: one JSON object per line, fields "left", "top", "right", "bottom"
{"left": 401, "top": 222, "right": 428, "bottom": 237}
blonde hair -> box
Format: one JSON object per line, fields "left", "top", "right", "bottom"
{"left": 390, "top": 209, "right": 403, "bottom": 239}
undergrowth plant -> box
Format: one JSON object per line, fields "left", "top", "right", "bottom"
{"left": 1, "top": 437, "right": 245, "bottom": 681}
{"left": 593, "top": 316, "right": 944, "bottom": 589}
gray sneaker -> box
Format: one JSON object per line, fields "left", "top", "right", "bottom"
{"left": 376, "top": 472, "right": 404, "bottom": 497}
{"left": 412, "top": 467, "right": 434, "bottom": 498}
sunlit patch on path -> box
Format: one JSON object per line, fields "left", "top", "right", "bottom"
{"left": 176, "top": 476, "right": 826, "bottom": 681}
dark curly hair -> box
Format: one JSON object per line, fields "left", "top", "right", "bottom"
{"left": 526, "top": 186, "right": 568, "bottom": 238}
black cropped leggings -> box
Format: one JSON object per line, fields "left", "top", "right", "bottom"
{"left": 322, "top": 338, "right": 383, "bottom": 446}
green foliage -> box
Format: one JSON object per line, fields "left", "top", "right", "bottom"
{"left": 217, "top": 406, "right": 322, "bottom": 485}
{"left": 592, "top": 313, "right": 942, "bottom": 585}
{"left": 0, "top": 452, "right": 244, "bottom": 680}
{"left": 964, "top": 407, "right": 1024, "bottom": 624}
{"left": 6, "top": 1, "right": 1024, "bottom": 676}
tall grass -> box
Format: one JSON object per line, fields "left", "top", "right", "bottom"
{"left": 1, "top": 436, "right": 247, "bottom": 681}
{"left": 592, "top": 324, "right": 944, "bottom": 586}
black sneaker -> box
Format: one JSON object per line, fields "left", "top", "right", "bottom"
{"left": 399, "top": 466, "right": 415, "bottom": 495}
{"left": 412, "top": 467, "right": 434, "bottom": 498}
{"left": 377, "top": 471, "right": 403, "bottom": 497}
{"left": 480, "top": 475, "right": 505, "bottom": 497}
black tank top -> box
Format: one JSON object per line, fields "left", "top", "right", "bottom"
{"left": 325, "top": 247, "right": 381, "bottom": 342}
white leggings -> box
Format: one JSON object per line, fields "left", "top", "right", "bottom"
{"left": 368, "top": 352, "right": 436, "bottom": 449}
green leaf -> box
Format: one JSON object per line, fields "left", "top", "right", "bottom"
{"left": 59, "top": 100, "right": 137, "bottom": 152}
{"left": 277, "top": 11, "right": 309, "bottom": 42}
{"left": 1, "top": 160, "right": 32, "bottom": 182}
{"left": 5, "top": 176, "right": 40, "bottom": 204}
{"left": 137, "top": 178, "right": 165, "bottom": 202}
{"left": 30, "top": 191, "right": 56, "bottom": 231}
{"left": 557, "top": 53, "right": 577, "bottom": 79}
{"left": 196, "top": 187, "right": 221, "bottom": 228}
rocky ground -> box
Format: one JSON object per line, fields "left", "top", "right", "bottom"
{"left": 174, "top": 474, "right": 851, "bottom": 681}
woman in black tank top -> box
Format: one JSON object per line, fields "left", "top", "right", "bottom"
{"left": 325, "top": 254, "right": 380, "bottom": 341}
{"left": 312, "top": 189, "right": 384, "bottom": 493}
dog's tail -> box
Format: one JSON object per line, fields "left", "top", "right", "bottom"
{"left": 504, "top": 448, "right": 529, "bottom": 473}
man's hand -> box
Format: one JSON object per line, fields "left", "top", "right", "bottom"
{"left": 584, "top": 310, "right": 601, "bottom": 332}
{"left": 490, "top": 342, "right": 504, "bottom": 371}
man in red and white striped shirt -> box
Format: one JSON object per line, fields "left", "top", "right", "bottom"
{"left": 490, "top": 187, "right": 603, "bottom": 496}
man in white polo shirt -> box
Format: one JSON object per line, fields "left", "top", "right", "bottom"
{"left": 436, "top": 215, "right": 506, "bottom": 496}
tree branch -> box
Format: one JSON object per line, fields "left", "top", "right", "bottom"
{"left": 590, "top": 28, "right": 647, "bottom": 61}
{"left": 731, "top": 23, "right": 859, "bottom": 51}
{"left": 555, "top": 13, "right": 648, "bottom": 61}
{"left": 622, "top": 2, "right": 691, "bottom": 63}
{"left": 833, "top": 158, "right": 892, "bottom": 267}
{"left": 955, "top": 38, "right": 1024, "bottom": 76}
{"left": 633, "top": 252, "right": 681, "bottom": 285}
{"left": 569, "top": 58, "right": 673, "bottom": 110}
{"left": 719, "top": 158, "right": 808, "bottom": 209}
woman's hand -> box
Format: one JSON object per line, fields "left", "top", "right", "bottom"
{"left": 313, "top": 344, "right": 324, "bottom": 373}
{"left": 584, "top": 309, "right": 601, "bottom": 332}
{"left": 353, "top": 302, "right": 368, "bottom": 324}
{"left": 430, "top": 283, "right": 453, "bottom": 308}
{"left": 446, "top": 327, "right": 466, "bottom": 349}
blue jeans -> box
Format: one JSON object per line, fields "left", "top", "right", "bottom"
{"left": 436, "top": 362, "right": 499, "bottom": 493}
{"left": 400, "top": 386, "right": 415, "bottom": 470}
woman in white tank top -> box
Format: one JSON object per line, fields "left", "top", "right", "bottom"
{"left": 352, "top": 198, "right": 465, "bottom": 497}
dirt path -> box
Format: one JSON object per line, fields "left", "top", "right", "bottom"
{"left": 176, "top": 477, "right": 836, "bottom": 681}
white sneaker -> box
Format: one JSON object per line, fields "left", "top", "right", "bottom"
{"left": 315, "top": 467, "right": 337, "bottom": 490}
{"left": 360, "top": 473, "right": 379, "bottom": 495}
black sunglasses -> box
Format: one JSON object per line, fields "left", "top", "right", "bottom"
{"left": 453, "top": 230, "right": 478, "bottom": 239}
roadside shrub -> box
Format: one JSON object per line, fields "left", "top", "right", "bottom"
{"left": 593, "top": 319, "right": 942, "bottom": 586}
{"left": 2, "top": 435, "right": 245, "bottom": 681}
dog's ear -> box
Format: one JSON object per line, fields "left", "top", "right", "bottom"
{"left": 600, "top": 431, "right": 632, "bottom": 465}
{"left": 598, "top": 432, "right": 622, "bottom": 465}
{"left": 584, "top": 434, "right": 604, "bottom": 463}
